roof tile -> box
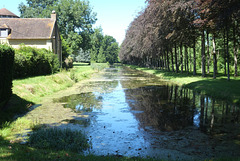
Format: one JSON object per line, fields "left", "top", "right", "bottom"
{"left": 0, "top": 8, "right": 19, "bottom": 18}
{"left": 0, "top": 18, "right": 55, "bottom": 39}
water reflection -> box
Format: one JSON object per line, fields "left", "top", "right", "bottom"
{"left": 123, "top": 84, "right": 240, "bottom": 134}
{"left": 54, "top": 66, "right": 240, "bottom": 159}
{"left": 123, "top": 86, "right": 194, "bottom": 131}
{"left": 54, "top": 92, "right": 103, "bottom": 113}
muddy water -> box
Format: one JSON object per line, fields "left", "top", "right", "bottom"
{"left": 30, "top": 66, "right": 240, "bottom": 160}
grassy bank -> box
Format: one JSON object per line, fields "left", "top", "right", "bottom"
{"left": 127, "top": 65, "right": 240, "bottom": 105}
{"left": 13, "top": 63, "right": 95, "bottom": 103}
{"left": 0, "top": 63, "right": 96, "bottom": 124}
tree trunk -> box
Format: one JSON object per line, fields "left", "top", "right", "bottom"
{"left": 201, "top": 30, "right": 206, "bottom": 77}
{"left": 189, "top": 46, "right": 192, "bottom": 73}
{"left": 233, "top": 21, "right": 238, "bottom": 77}
{"left": 185, "top": 46, "right": 189, "bottom": 73}
{"left": 175, "top": 43, "right": 178, "bottom": 73}
{"left": 193, "top": 39, "right": 196, "bottom": 76}
{"left": 217, "top": 49, "right": 220, "bottom": 74}
{"left": 184, "top": 46, "right": 187, "bottom": 72}
{"left": 170, "top": 48, "right": 175, "bottom": 72}
{"left": 224, "top": 29, "right": 227, "bottom": 76}
{"left": 162, "top": 53, "right": 165, "bottom": 70}
{"left": 180, "top": 43, "right": 183, "bottom": 73}
{"left": 207, "top": 31, "right": 210, "bottom": 74}
{"left": 226, "top": 23, "right": 230, "bottom": 81}
{"left": 213, "top": 34, "right": 217, "bottom": 79}
{"left": 166, "top": 48, "right": 170, "bottom": 71}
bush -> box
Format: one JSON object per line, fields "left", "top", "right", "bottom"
{"left": 62, "top": 56, "right": 73, "bottom": 69}
{"left": 0, "top": 44, "right": 15, "bottom": 109}
{"left": 29, "top": 127, "right": 90, "bottom": 153}
{"left": 14, "top": 46, "right": 60, "bottom": 78}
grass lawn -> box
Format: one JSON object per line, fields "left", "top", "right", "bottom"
{"left": 127, "top": 65, "right": 240, "bottom": 105}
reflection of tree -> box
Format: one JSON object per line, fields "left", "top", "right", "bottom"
{"left": 89, "top": 80, "right": 119, "bottom": 93}
{"left": 123, "top": 84, "right": 240, "bottom": 133}
{"left": 54, "top": 92, "right": 103, "bottom": 113}
{"left": 124, "top": 85, "right": 195, "bottom": 131}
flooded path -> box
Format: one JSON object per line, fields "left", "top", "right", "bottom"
{"left": 26, "top": 66, "right": 240, "bottom": 160}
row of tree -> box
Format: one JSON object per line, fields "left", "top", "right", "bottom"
{"left": 119, "top": 0, "right": 240, "bottom": 80}
{"left": 19, "top": 0, "right": 119, "bottom": 64}
{"left": 89, "top": 27, "right": 119, "bottom": 64}
{"left": 74, "top": 27, "right": 119, "bottom": 64}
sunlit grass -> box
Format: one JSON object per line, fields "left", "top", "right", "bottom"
{"left": 127, "top": 65, "right": 240, "bottom": 105}
{"left": 12, "top": 63, "right": 95, "bottom": 103}
{"left": 0, "top": 118, "right": 33, "bottom": 140}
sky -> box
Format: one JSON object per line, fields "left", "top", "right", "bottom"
{"left": 1, "top": 0, "right": 147, "bottom": 44}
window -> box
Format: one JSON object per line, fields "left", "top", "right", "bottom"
{"left": 0, "top": 29, "right": 8, "bottom": 37}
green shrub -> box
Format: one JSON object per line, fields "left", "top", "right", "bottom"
{"left": 70, "top": 69, "right": 78, "bottom": 82}
{"left": 14, "top": 46, "right": 60, "bottom": 78}
{"left": 63, "top": 56, "right": 73, "bottom": 69}
{"left": 29, "top": 127, "right": 90, "bottom": 153}
{"left": 0, "top": 44, "right": 15, "bottom": 108}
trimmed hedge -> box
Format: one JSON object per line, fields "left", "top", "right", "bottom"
{"left": 14, "top": 46, "right": 60, "bottom": 78}
{"left": 0, "top": 44, "right": 15, "bottom": 109}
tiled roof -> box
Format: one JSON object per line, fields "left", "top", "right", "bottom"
{"left": 0, "top": 18, "right": 55, "bottom": 39}
{"left": 0, "top": 8, "right": 19, "bottom": 18}
{"left": 0, "top": 24, "right": 9, "bottom": 29}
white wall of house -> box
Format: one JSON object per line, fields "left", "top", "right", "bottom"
{"left": 7, "top": 39, "right": 53, "bottom": 51}
{"left": 0, "top": 38, "right": 8, "bottom": 44}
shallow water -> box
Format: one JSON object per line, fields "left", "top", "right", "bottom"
{"left": 39, "top": 66, "right": 240, "bottom": 160}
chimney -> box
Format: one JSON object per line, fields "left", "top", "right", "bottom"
{"left": 51, "top": 10, "right": 56, "bottom": 20}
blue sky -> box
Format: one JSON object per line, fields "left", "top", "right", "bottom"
{"left": 1, "top": 0, "right": 147, "bottom": 44}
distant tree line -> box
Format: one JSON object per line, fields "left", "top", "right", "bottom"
{"left": 89, "top": 27, "right": 119, "bottom": 64}
{"left": 119, "top": 0, "right": 240, "bottom": 80}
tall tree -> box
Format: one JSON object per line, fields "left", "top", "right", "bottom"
{"left": 120, "top": 0, "right": 240, "bottom": 81}
{"left": 91, "top": 30, "right": 119, "bottom": 64}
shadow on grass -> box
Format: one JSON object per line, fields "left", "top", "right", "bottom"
{"left": 128, "top": 65, "right": 240, "bottom": 105}
{"left": 0, "top": 94, "right": 33, "bottom": 126}
{"left": 152, "top": 69, "right": 230, "bottom": 79}
{"left": 184, "top": 78, "right": 240, "bottom": 105}
{"left": 73, "top": 63, "right": 90, "bottom": 67}
{"left": 130, "top": 64, "right": 233, "bottom": 79}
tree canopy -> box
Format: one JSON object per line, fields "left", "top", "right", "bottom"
{"left": 90, "top": 27, "right": 119, "bottom": 64}
{"left": 119, "top": 0, "right": 240, "bottom": 80}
